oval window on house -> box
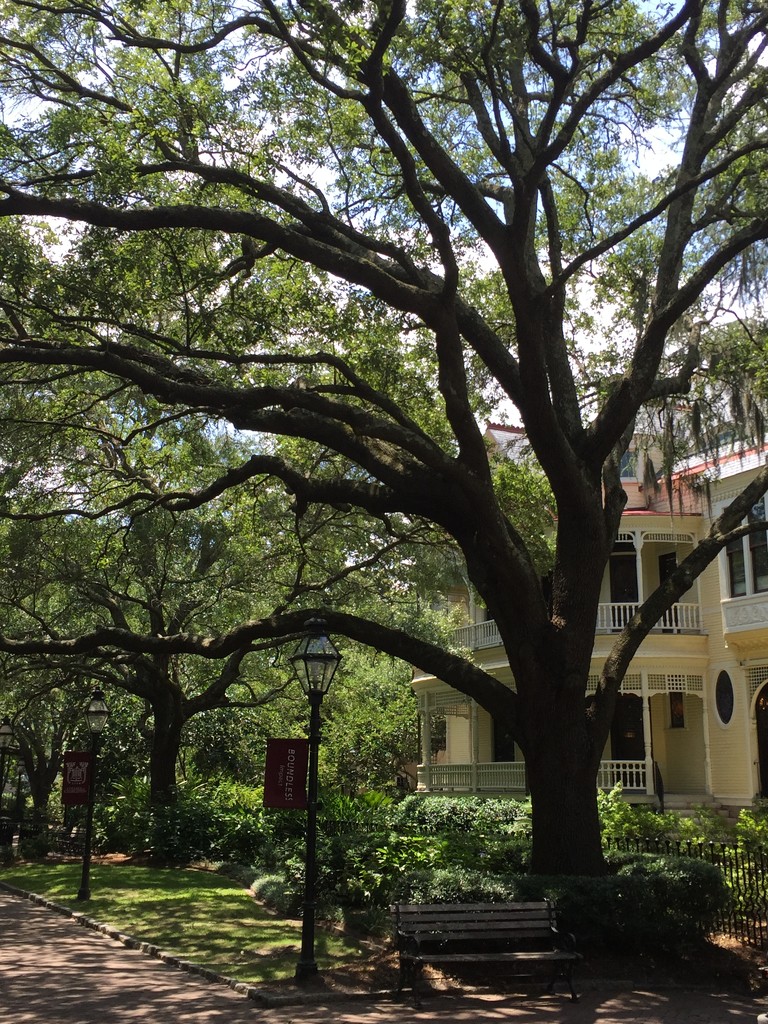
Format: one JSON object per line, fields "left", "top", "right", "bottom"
{"left": 715, "top": 671, "right": 734, "bottom": 725}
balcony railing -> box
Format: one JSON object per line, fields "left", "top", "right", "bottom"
{"left": 418, "top": 761, "right": 527, "bottom": 792}
{"left": 453, "top": 602, "right": 701, "bottom": 651}
{"left": 418, "top": 759, "right": 649, "bottom": 794}
{"left": 453, "top": 620, "right": 502, "bottom": 650}
{"left": 595, "top": 760, "right": 647, "bottom": 790}
{"left": 594, "top": 602, "right": 701, "bottom": 634}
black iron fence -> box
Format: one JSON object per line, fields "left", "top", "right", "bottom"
{"left": 605, "top": 836, "right": 768, "bottom": 945}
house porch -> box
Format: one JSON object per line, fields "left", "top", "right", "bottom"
{"left": 416, "top": 669, "right": 709, "bottom": 805}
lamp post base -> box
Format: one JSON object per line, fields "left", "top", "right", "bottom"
{"left": 294, "top": 959, "right": 319, "bottom": 983}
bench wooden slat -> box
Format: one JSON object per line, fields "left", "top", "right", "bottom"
{"left": 403, "top": 951, "right": 580, "bottom": 963}
{"left": 397, "top": 905, "right": 552, "bottom": 913}
{"left": 399, "top": 921, "right": 555, "bottom": 935}
{"left": 397, "top": 921, "right": 552, "bottom": 929}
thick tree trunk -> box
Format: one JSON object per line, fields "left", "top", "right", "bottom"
{"left": 149, "top": 699, "right": 185, "bottom": 806}
{"left": 511, "top": 629, "right": 608, "bottom": 876}
{"left": 527, "top": 751, "right": 605, "bottom": 875}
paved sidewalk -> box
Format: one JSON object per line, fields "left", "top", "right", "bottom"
{"left": 0, "top": 888, "right": 765, "bottom": 1024}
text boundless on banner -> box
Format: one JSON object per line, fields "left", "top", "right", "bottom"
{"left": 263, "top": 738, "right": 309, "bottom": 809}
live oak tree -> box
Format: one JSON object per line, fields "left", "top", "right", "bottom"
{"left": 0, "top": 417, "right": 436, "bottom": 803}
{"left": 0, "top": 0, "right": 767, "bottom": 872}
{"left": 0, "top": 661, "right": 98, "bottom": 818}
{"left": 0, "top": 494, "right": 273, "bottom": 804}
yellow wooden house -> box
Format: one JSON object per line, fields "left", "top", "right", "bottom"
{"left": 413, "top": 428, "right": 768, "bottom": 814}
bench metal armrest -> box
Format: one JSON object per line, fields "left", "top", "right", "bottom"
{"left": 550, "top": 926, "right": 578, "bottom": 953}
{"left": 396, "top": 930, "right": 423, "bottom": 956}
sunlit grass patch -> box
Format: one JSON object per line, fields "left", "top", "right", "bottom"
{"left": 0, "top": 862, "right": 365, "bottom": 982}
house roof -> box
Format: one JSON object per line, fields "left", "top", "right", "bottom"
{"left": 674, "top": 443, "right": 766, "bottom": 483}
{"left": 620, "top": 508, "right": 701, "bottom": 518}
{"left": 485, "top": 422, "right": 527, "bottom": 460}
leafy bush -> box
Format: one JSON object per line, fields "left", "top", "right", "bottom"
{"left": 388, "top": 794, "right": 528, "bottom": 835}
{"left": 734, "top": 800, "right": 768, "bottom": 847}
{"left": 383, "top": 795, "right": 532, "bottom": 875}
{"left": 598, "top": 785, "right": 675, "bottom": 842}
{"left": 97, "top": 776, "right": 153, "bottom": 853}
{"left": 670, "top": 805, "right": 734, "bottom": 844}
{"left": 394, "top": 856, "right": 727, "bottom": 953}
{"left": 17, "top": 832, "right": 52, "bottom": 860}
{"left": 612, "top": 856, "right": 729, "bottom": 948}
{"left": 97, "top": 776, "right": 269, "bottom": 864}
{"left": 395, "top": 866, "right": 520, "bottom": 904}
{"left": 598, "top": 785, "right": 737, "bottom": 847}
{"left": 335, "top": 833, "right": 448, "bottom": 906}
{"left": 251, "top": 873, "right": 302, "bottom": 916}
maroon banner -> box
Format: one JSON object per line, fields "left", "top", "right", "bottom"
{"left": 62, "top": 751, "right": 92, "bottom": 806}
{"left": 263, "top": 738, "right": 308, "bottom": 809}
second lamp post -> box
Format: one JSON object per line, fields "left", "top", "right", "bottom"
{"left": 77, "top": 688, "right": 110, "bottom": 901}
{"left": 0, "top": 717, "right": 13, "bottom": 815}
{"left": 290, "top": 618, "right": 342, "bottom": 983}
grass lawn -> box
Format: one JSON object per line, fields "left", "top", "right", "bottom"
{"left": 0, "top": 861, "right": 367, "bottom": 983}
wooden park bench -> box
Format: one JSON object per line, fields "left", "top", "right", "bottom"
{"left": 392, "top": 900, "right": 581, "bottom": 1003}
{"left": 51, "top": 825, "right": 85, "bottom": 857}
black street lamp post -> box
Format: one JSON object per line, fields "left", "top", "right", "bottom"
{"left": 290, "top": 619, "right": 342, "bottom": 984}
{"left": 77, "top": 689, "right": 110, "bottom": 901}
{"left": 0, "top": 717, "right": 14, "bottom": 844}
{"left": 0, "top": 717, "right": 13, "bottom": 814}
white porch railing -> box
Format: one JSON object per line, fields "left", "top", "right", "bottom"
{"left": 418, "top": 762, "right": 527, "bottom": 792}
{"left": 453, "top": 620, "right": 502, "bottom": 650}
{"left": 453, "top": 603, "right": 701, "bottom": 651}
{"left": 594, "top": 602, "right": 701, "bottom": 634}
{"left": 418, "top": 759, "right": 648, "bottom": 793}
{"left": 595, "top": 760, "right": 647, "bottom": 791}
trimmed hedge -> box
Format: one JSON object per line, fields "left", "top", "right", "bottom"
{"left": 395, "top": 855, "right": 728, "bottom": 952}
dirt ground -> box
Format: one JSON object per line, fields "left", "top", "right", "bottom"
{"left": 256, "top": 932, "right": 768, "bottom": 1001}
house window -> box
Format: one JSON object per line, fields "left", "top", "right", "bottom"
{"left": 669, "top": 691, "right": 685, "bottom": 728}
{"left": 751, "top": 531, "right": 768, "bottom": 592}
{"left": 726, "top": 536, "right": 747, "bottom": 596}
{"left": 728, "top": 498, "right": 768, "bottom": 597}
{"left": 493, "top": 721, "right": 516, "bottom": 762}
{"left": 430, "top": 715, "right": 447, "bottom": 758}
{"left": 609, "top": 542, "right": 638, "bottom": 628}
{"left": 715, "top": 671, "right": 734, "bottom": 725}
{"left": 620, "top": 450, "right": 638, "bottom": 480}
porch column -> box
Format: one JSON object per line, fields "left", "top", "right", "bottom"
{"left": 419, "top": 693, "right": 432, "bottom": 792}
{"left": 470, "top": 701, "right": 478, "bottom": 792}
{"left": 468, "top": 589, "right": 478, "bottom": 625}
{"left": 634, "top": 531, "right": 645, "bottom": 604}
{"left": 641, "top": 672, "right": 655, "bottom": 796}
{"left": 702, "top": 682, "right": 713, "bottom": 799}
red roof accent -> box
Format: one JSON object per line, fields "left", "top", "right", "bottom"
{"left": 486, "top": 422, "right": 525, "bottom": 434}
{"left": 671, "top": 444, "right": 765, "bottom": 480}
{"left": 620, "top": 508, "right": 702, "bottom": 517}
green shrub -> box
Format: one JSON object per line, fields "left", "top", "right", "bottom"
{"left": 96, "top": 776, "right": 270, "bottom": 864}
{"left": 598, "top": 785, "right": 738, "bottom": 847}
{"left": 336, "top": 832, "right": 448, "bottom": 906}
{"left": 97, "top": 776, "right": 153, "bottom": 853}
{"left": 394, "top": 855, "right": 728, "bottom": 953}
{"left": 388, "top": 794, "right": 529, "bottom": 835}
{"left": 395, "top": 866, "right": 520, "bottom": 904}
{"left": 734, "top": 800, "right": 768, "bottom": 847}
{"left": 598, "top": 785, "right": 675, "bottom": 842}
{"left": 251, "top": 873, "right": 302, "bottom": 916}
{"left": 675, "top": 807, "right": 733, "bottom": 844}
